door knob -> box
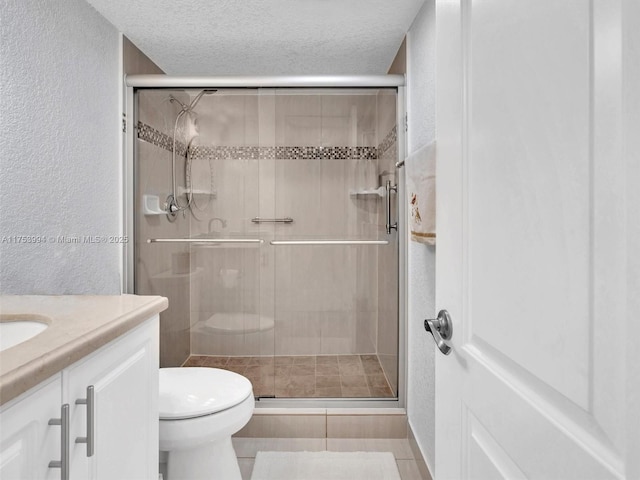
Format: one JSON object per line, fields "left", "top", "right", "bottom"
{"left": 424, "top": 309, "right": 453, "bottom": 355}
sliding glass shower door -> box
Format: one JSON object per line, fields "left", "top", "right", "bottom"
{"left": 134, "top": 87, "right": 399, "bottom": 399}
{"left": 134, "top": 88, "right": 275, "bottom": 402}
{"left": 269, "top": 89, "right": 399, "bottom": 398}
{"left": 185, "top": 89, "right": 276, "bottom": 398}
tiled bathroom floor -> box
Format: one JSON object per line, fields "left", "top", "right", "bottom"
{"left": 183, "top": 354, "right": 396, "bottom": 398}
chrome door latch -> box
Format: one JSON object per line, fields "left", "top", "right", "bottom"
{"left": 424, "top": 309, "right": 453, "bottom": 355}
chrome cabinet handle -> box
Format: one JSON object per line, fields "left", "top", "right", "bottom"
{"left": 75, "top": 385, "right": 95, "bottom": 457}
{"left": 48, "top": 404, "right": 70, "bottom": 480}
{"left": 424, "top": 310, "right": 453, "bottom": 355}
{"left": 385, "top": 180, "right": 398, "bottom": 234}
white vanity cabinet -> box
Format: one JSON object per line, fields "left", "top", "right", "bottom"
{"left": 0, "top": 315, "right": 159, "bottom": 480}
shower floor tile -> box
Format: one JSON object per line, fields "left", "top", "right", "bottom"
{"left": 183, "top": 354, "right": 395, "bottom": 399}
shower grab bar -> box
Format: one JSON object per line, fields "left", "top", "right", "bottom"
{"left": 270, "top": 240, "right": 389, "bottom": 246}
{"left": 251, "top": 217, "right": 294, "bottom": 224}
{"left": 147, "top": 238, "right": 263, "bottom": 244}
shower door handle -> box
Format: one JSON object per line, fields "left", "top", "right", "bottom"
{"left": 424, "top": 310, "right": 453, "bottom": 355}
{"left": 386, "top": 180, "right": 397, "bottom": 234}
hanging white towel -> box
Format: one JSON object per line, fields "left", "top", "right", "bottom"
{"left": 405, "top": 142, "right": 436, "bottom": 245}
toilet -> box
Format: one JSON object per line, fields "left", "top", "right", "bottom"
{"left": 159, "top": 367, "right": 254, "bottom": 480}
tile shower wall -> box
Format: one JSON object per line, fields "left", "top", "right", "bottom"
{"left": 185, "top": 91, "right": 397, "bottom": 370}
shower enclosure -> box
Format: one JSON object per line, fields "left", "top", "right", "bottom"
{"left": 125, "top": 77, "right": 405, "bottom": 404}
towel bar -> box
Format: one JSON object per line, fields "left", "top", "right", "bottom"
{"left": 147, "top": 238, "right": 263, "bottom": 244}
{"left": 270, "top": 240, "right": 389, "bottom": 246}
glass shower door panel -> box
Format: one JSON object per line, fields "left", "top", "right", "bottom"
{"left": 187, "top": 89, "right": 275, "bottom": 397}
{"left": 135, "top": 89, "right": 195, "bottom": 368}
{"left": 271, "top": 89, "right": 399, "bottom": 398}
{"left": 376, "top": 89, "right": 399, "bottom": 397}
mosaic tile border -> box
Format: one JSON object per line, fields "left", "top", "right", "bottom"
{"left": 137, "top": 121, "right": 394, "bottom": 161}
{"left": 137, "top": 121, "right": 187, "bottom": 157}
{"left": 377, "top": 125, "right": 397, "bottom": 158}
{"left": 188, "top": 145, "right": 377, "bottom": 161}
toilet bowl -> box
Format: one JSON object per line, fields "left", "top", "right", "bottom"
{"left": 159, "top": 367, "right": 254, "bottom": 480}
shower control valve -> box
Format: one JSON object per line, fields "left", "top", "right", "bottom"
{"left": 165, "top": 195, "right": 180, "bottom": 215}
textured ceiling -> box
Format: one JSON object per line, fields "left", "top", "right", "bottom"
{"left": 85, "top": 0, "right": 424, "bottom": 75}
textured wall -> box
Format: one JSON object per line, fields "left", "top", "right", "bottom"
{"left": 0, "top": 0, "right": 120, "bottom": 294}
{"left": 405, "top": 0, "right": 436, "bottom": 473}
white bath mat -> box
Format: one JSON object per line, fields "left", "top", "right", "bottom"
{"left": 250, "top": 451, "right": 401, "bottom": 480}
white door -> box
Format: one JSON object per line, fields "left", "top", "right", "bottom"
{"left": 435, "top": 0, "right": 639, "bottom": 478}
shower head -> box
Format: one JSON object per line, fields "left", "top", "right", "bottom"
{"left": 169, "top": 89, "right": 217, "bottom": 113}
{"left": 188, "top": 89, "right": 218, "bottom": 110}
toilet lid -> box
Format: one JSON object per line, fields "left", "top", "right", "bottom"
{"left": 159, "top": 367, "right": 253, "bottom": 420}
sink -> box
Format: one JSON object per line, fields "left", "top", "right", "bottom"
{"left": 0, "top": 316, "right": 50, "bottom": 352}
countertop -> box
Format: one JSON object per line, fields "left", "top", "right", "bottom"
{"left": 0, "top": 295, "right": 168, "bottom": 406}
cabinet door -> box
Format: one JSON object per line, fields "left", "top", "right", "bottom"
{"left": 0, "top": 375, "right": 62, "bottom": 480}
{"left": 64, "top": 317, "right": 159, "bottom": 480}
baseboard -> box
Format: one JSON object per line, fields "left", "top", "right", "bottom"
{"left": 408, "top": 423, "right": 433, "bottom": 480}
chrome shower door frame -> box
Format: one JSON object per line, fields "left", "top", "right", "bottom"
{"left": 122, "top": 76, "right": 407, "bottom": 409}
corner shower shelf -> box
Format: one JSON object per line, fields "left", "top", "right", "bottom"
{"left": 349, "top": 187, "right": 386, "bottom": 198}
{"left": 178, "top": 187, "right": 217, "bottom": 198}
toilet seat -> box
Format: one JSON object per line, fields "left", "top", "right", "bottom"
{"left": 159, "top": 367, "right": 253, "bottom": 420}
